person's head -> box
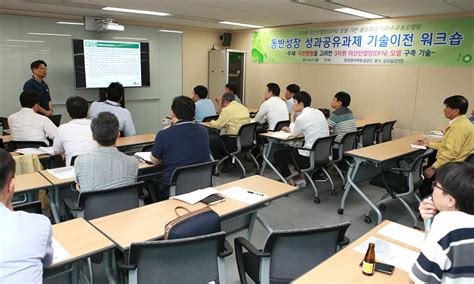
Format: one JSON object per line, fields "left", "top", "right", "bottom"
{"left": 90, "top": 112, "right": 119, "bottom": 147}
{"left": 224, "top": 83, "right": 239, "bottom": 95}
{"left": 171, "top": 96, "right": 195, "bottom": 120}
{"left": 0, "top": 149, "right": 16, "bottom": 207}
{"left": 192, "top": 85, "right": 208, "bottom": 102}
{"left": 292, "top": 91, "right": 311, "bottom": 112}
{"left": 265, "top": 83, "right": 280, "bottom": 100}
{"left": 30, "top": 60, "right": 47, "bottom": 79}
{"left": 331, "top": 91, "right": 351, "bottom": 109}
{"left": 432, "top": 162, "right": 474, "bottom": 214}
{"left": 285, "top": 84, "right": 300, "bottom": 100}
{"left": 106, "top": 82, "right": 124, "bottom": 103}
{"left": 66, "top": 96, "right": 89, "bottom": 119}
{"left": 443, "top": 95, "right": 468, "bottom": 120}
{"left": 19, "top": 90, "right": 41, "bottom": 110}
{"left": 221, "top": 92, "right": 235, "bottom": 108}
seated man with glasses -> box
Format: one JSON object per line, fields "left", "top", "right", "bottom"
{"left": 410, "top": 162, "right": 474, "bottom": 283}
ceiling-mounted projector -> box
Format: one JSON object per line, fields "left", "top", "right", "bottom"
{"left": 84, "top": 16, "right": 125, "bottom": 32}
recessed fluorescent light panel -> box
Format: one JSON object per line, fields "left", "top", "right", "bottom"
{"left": 28, "top": 32, "right": 71, "bottom": 37}
{"left": 218, "top": 21, "right": 263, "bottom": 29}
{"left": 57, "top": 21, "right": 84, "bottom": 26}
{"left": 5, "top": 39, "right": 45, "bottom": 43}
{"left": 158, "top": 30, "right": 183, "bottom": 34}
{"left": 334, "top": 8, "right": 384, "bottom": 19}
{"left": 113, "top": 37, "right": 148, "bottom": 41}
{"left": 0, "top": 44, "right": 27, "bottom": 48}
{"left": 102, "top": 7, "right": 170, "bottom": 16}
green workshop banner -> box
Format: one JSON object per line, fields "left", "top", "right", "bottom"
{"left": 251, "top": 17, "right": 473, "bottom": 66}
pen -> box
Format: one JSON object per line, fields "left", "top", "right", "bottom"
{"left": 140, "top": 159, "right": 153, "bottom": 165}
{"left": 247, "top": 190, "right": 264, "bottom": 196}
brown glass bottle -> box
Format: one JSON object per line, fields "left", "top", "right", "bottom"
{"left": 362, "top": 243, "right": 376, "bottom": 276}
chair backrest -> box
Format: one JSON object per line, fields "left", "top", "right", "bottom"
{"left": 50, "top": 114, "right": 62, "bottom": 127}
{"left": 170, "top": 160, "right": 217, "bottom": 196}
{"left": 70, "top": 155, "right": 78, "bottom": 166}
{"left": 310, "top": 135, "right": 337, "bottom": 166}
{"left": 409, "top": 149, "right": 435, "bottom": 186}
{"left": 0, "top": 117, "right": 9, "bottom": 131}
{"left": 0, "top": 138, "right": 4, "bottom": 149}
{"left": 360, "top": 123, "right": 380, "bottom": 147}
{"left": 236, "top": 122, "right": 258, "bottom": 151}
{"left": 78, "top": 182, "right": 143, "bottom": 220}
{"left": 10, "top": 141, "right": 48, "bottom": 150}
{"left": 340, "top": 131, "right": 358, "bottom": 153}
{"left": 465, "top": 153, "right": 474, "bottom": 165}
{"left": 13, "top": 201, "right": 42, "bottom": 214}
{"left": 129, "top": 232, "right": 226, "bottom": 283}
{"left": 273, "top": 120, "right": 290, "bottom": 131}
{"left": 262, "top": 222, "right": 350, "bottom": 282}
{"left": 379, "top": 120, "right": 397, "bottom": 143}
{"left": 202, "top": 115, "right": 219, "bottom": 122}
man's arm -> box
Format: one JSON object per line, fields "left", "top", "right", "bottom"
{"left": 253, "top": 102, "right": 267, "bottom": 124}
{"left": 209, "top": 108, "right": 230, "bottom": 129}
{"left": 431, "top": 127, "right": 469, "bottom": 168}
{"left": 42, "top": 222, "right": 54, "bottom": 268}
{"left": 123, "top": 112, "right": 136, "bottom": 136}
{"left": 43, "top": 117, "right": 58, "bottom": 140}
{"left": 150, "top": 153, "right": 162, "bottom": 165}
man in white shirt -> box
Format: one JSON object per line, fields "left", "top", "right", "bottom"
{"left": 88, "top": 82, "right": 136, "bottom": 136}
{"left": 0, "top": 149, "right": 53, "bottom": 282}
{"left": 284, "top": 83, "right": 300, "bottom": 115}
{"left": 53, "top": 96, "right": 96, "bottom": 166}
{"left": 254, "top": 83, "right": 288, "bottom": 130}
{"left": 273, "top": 91, "right": 329, "bottom": 186}
{"left": 8, "top": 90, "right": 57, "bottom": 145}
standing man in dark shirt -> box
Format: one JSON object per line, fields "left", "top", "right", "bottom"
{"left": 23, "top": 60, "right": 52, "bottom": 117}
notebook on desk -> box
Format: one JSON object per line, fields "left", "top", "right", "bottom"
{"left": 200, "top": 194, "right": 226, "bottom": 205}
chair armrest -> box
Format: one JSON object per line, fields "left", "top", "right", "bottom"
{"left": 382, "top": 167, "right": 412, "bottom": 173}
{"left": 63, "top": 197, "right": 82, "bottom": 211}
{"left": 156, "top": 180, "right": 175, "bottom": 187}
{"left": 116, "top": 259, "right": 137, "bottom": 271}
{"left": 219, "top": 240, "right": 234, "bottom": 258}
{"left": 338, "top": 236, "right": 350, "bottom": 247}
{"left": 234, "top": 237, "right": 270, "bottom": 257}
{"left": 221, "top": 134, "right": 238, "bottom": 138}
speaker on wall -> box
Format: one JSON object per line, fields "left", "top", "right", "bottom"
{"left": 221, "top": 33, "right": 232, "bottom": 47}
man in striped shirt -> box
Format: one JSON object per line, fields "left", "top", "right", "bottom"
{"left": 410, "top": 162, "right": 474, "bottom": 283}
{"left": 327, "top": 91, "right": 356, "bottom": 143}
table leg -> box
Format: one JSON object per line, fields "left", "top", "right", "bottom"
{"left": 48, "top": 186, "right": 61, "bottom": 224}
{"left": 256, "top": 213, "right": 273, "bottom": 234}
{"left": 260, "top": 142, "right": 287, "bottom": 184}
{"left": 104, "top": 250, "right": 117, "bottom": 284}
{"left": 339, "top": 158, "right": 383, "bottom": 224}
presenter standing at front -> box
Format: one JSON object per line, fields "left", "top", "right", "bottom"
{"left": 23, "top": 60, "right": 53, "bottom": 117}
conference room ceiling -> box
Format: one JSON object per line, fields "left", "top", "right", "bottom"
{"left": 0, "top": 0, "right": 472, "bottom": 30}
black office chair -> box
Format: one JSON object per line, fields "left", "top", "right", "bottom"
{"left": 367, "top": 149, "right": 434, "bottom": 226}
{"left": 465, "top": 153, "right": 474, "bottom": 165}
{"left": 377, "top": 120, "right": 397, "bottom": 143}
{"left": 0, "top": 138, "right": 4, "bottom": 149}
{"left": 13, "top": 201, "right": 42, "bottom": 214}
{"left": 120, "top": 232, "right": 232, "bottom": 284}
{"left": 9, "top": 140, "right": 48, "bottom": 151}
{"left": 235, "top": 222, "right": 351, "bottom": 284}
{"left": 216, "top": 122, "right": 260, "bottom": 178}
{"left": 202, "top": 115, "right": 219, "bottom": 123}
{"left": 155, "top": 160, "right": 217, "bottom": 200}
{"left": 358, "top": 123, "right": 380, "bottom": 148}
{"left": 50, "top": 114, "right": 62, "bottom": 127}
{"left": 288, "top": 135, "right": 337, "bottom": 203}
{"left": 331, "top": 131, "right": 358, "bottom": 184}
{"left": 0, "top": 117, "right": 9, "bottom": 134}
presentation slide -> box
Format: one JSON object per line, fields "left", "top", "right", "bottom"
{"left": 83, "top": 40, "right": 142, "bottom": 88}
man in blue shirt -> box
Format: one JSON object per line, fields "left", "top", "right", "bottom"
{"left": 192, "top": 85, "right": 216, "bottom": 122}
{"left": 150, "top": 96, "right": 210, "bottom": 200}
{"left": 23, "top": 60, "right": 53, "bottom": 116}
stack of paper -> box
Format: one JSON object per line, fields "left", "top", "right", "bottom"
{"left": 16, "top": 146, "right": 55, "bottom": 155}
{"left": 410, "top": 144, "right": 427, "bottom": 150}
{"left": 47, "top": 166, "right": 75, "bottom": 180}
{"left": 270, "top": 131, "right": 293, "bottom": 140}
{"left": 221, "top": 186, "right": 267, "bottom": 205}
{"left": 171, "top": 187, "right": 220, "bottom": 204}
{"left": 134, "top": 152, "right": 152, "bottom": 162}
{"left": 354, "top": 236, "right": 419, "bottom": 272}
{"left": 51, "top": 237, "right": 71, "bottom": 265}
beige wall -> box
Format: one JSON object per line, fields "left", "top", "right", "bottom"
{"left": 182, "top": 29, "right": 221, "bottom": 97}
{"left": 230, "top": 15, "right": 474, "bottom": 138}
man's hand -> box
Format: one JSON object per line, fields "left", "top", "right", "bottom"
{"left": 214, "top": 96, "right": 222, "bottom": 104}
{"left": 424, "top": 166, "right": 436, "bottom": 178}
{"left": 416, "top": 138, "right": 429, "bottom": 147}
{"left": 419, "top": 198, "right": 437, "bottom": 221}
{"left": 281, "top": 126, "right": 290, "bottom": 132}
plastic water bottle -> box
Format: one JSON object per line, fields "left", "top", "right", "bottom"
{"left": 424, "top": 196, "right": 433, "bottom": 238}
